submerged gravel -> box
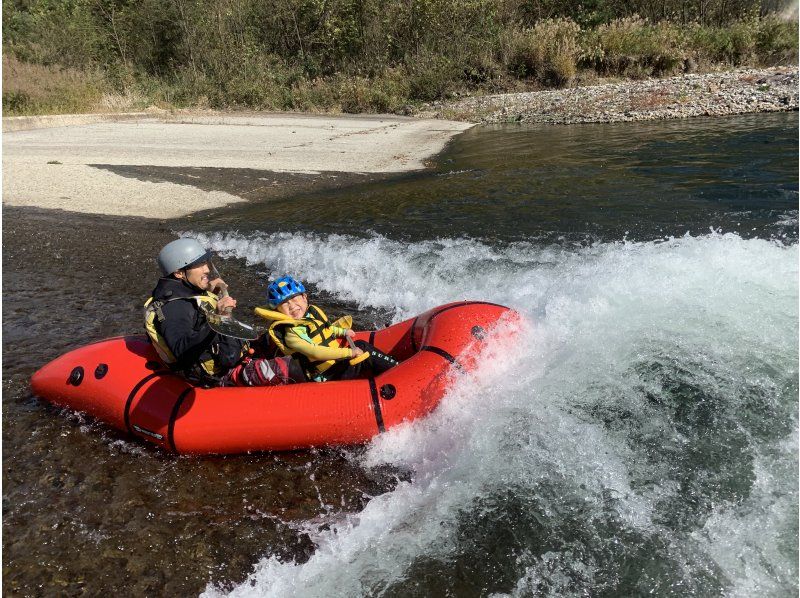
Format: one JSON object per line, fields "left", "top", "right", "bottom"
{"left": 421, "top": 67, "right": 798, "bottom": 124}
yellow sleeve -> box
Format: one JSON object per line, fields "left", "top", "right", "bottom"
{"left": 328, "top": 325, "right": 349, "bottom": 338}
{"left": 283, "top": 327, "right": 353, "bottom": 361}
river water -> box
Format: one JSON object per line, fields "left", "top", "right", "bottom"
{"left": 3, "top": 112, "right": 797, "bottom": 596}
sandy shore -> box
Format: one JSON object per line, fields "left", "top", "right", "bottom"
{"left": 2, "top": 113, "right": 472, "bottom": 218}
{"left": 422, "top": 67, "right": 798, "bottom": 124}
{"left": 4, "top": 68, "right": 796, "bottom": 218}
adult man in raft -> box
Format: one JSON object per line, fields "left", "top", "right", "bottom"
{"left": 144, "top": 238, "right": 300, "bottom": 386}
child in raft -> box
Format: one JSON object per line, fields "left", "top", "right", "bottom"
{"left": 257, "top": 275, "right": 398, "bottom": 382}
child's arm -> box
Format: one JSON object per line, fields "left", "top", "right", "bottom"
{"left": 328, "top": 325, "right": 353, "bottom": 339}
{"left": 283, "top": 327, "right": 353, "bottom": 361}
{"left": 327, "top": 315, "right": 353, "bottom": 339}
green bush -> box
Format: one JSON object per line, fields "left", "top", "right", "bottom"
{"left": 3, "top": 90, "right": 31, "bottom": 113}
{"left": 687, "top": 20, "right": 757, "bottom": 64}
{"left": 404, "top": 51, "right": 460, "bottom": 101}
{"left": 287, "top": 70, "right": 409, "bottom": 114}
{"left": 339, "top": 77, "right": 388, "bottom": 113}
{"left": 755, "top": 16, "right": 799, "bottom": 65}
{"left": 684, "top": 18, "right": 797, "bottom": 67}
{"left": 216, "top": 58, "right": 301, "bottom": 110}
{"left": 460, "top": 51, "right": 503, "bottom": 86}
{"left": 580, "top": 17, "right": 686, "bottom": 77}
{"left": 289, "top": 78, "right": 341, "bottom": 112}
{"left": 2, "top": 1, "right": 797, "bottom": 115}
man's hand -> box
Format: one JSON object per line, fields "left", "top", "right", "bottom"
{"left": 209, "top": 277, "right": 236, "bottom": 314}
{"left": 209, "top": 277, "right": 227, "bottom": 294}
{"left": 216, "top": 295, "right": 237, "bottom": 314}
{"left": 344, "top": 329, "right": 356, "bottom": 340}
{"left": 351, "top": 346, "right": 364, "bottom": 357}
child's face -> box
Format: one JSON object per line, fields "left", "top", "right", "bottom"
{"left": 277, "top": 293, "right": 308, "bottom": 319}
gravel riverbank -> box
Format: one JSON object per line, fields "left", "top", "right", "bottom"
{"left": 421, "top": 67, "right": 798, "bottom": 124}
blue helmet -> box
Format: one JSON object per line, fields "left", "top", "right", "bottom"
{"left": 267, "top": 275, "right": 306, "bottom": 308}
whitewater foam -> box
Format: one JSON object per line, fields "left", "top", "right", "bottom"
{"left": 197, "top": 231, "right": 797, "bottom": 597}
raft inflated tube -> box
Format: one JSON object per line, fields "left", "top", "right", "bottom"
{"left": 30, "top": 301, "right": 516, "bottom": 454}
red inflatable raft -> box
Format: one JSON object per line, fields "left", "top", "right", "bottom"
{"left": 30, "top": 301, "right": 515, "bottom": 454}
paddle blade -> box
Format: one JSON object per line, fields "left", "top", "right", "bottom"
{"left": 199, "top": 303, "right": 265, "bottom": 340}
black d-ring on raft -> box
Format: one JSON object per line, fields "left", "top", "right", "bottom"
{"left": 67, "top": 366, "right": 84, "bottom": 386}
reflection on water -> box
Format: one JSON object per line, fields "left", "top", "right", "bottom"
{"left": 202, "top": 113, "right": 798, "bottom": 243}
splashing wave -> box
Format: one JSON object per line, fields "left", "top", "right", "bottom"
{"left": 196, "top": 231, "right": 797, "bottom": 597}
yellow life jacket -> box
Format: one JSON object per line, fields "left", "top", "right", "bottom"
{"left": 254, "top": 304, "right": 353, "bottom": 379}
{"left": 143, "top": 293, "right": 221, "bottom": 375}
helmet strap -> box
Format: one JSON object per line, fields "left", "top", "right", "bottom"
{"left": 176, "top": 267, "right": 206, "bottom": 293}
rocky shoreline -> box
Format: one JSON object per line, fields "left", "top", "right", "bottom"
{"left": 420, "top": 67, "right": 798, "bottom": 124}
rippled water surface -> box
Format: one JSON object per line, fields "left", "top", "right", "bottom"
{"left": 201, "top": 112, "right": 798, "bottom": 243}
{"left": 3, "top": 112, "right": 797, "bottom": 597}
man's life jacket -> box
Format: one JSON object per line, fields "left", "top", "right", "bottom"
{"left": 255, "top": 304, "right": 353, "bottom": 380}
{"left": 144, "top": 280, "right": 248, "bottom": 377}
{"left": 144, "top": 294, "right": 220, "bottom": 375}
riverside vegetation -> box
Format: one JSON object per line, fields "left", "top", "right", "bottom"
{"left": 2, "top": 0, "right": 798, "bottom": 116}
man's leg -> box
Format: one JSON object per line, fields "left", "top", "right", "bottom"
{"left": 355, "top": 340, "right": 399, "bottom": 375}
{"left": 221, "top": 356, "right": 302, "bottom": 386}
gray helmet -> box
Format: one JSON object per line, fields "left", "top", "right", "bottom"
{"left": 157, "top": 238, "right": 212, "bottom": 275}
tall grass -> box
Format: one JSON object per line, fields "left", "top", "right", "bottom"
{"left": 3, "top": 7, "right": 797, "bottom": 116}
{"left": 2, "top": 56, "right": 108, "bottom": 115}
{"left": 686, "top": 16, "right": 799, "bottom": 65}
{"left": 580, "top": 17, "right": 687, "bottom": 77}
{"left": 504, "top": 19, "right": 581, "bottom": 86}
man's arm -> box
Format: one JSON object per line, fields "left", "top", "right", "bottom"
{"left": 159, "top": 300, "right": 215, "bottom": 362}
